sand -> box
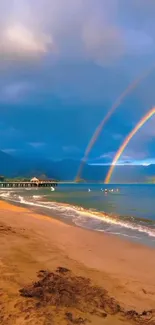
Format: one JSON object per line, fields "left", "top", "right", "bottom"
{"left": 0, "top": 200, "right": 155, "bottom": 324}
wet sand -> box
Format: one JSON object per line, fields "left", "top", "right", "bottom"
{"left": 0, "top": 200, "right": 155, "bottom": 324}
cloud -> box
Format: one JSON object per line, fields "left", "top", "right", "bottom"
{"left": 137, "top": 114, "right": 155, "bottom": 138}
{"left": 0, "top": 0, "right": 155, "bottom": 65}
{"left": 0, "top": 82, "right": 34, "bottom": 103}
{"left": 112, "top": 133, "right": 123, "bottom": 140}
{"left": 1, "top": 1, "right": 155, "bottom": 164}
{"left": 28, "top": 142, "right": 46, "bottom": 148}
{"left": 120, "top": 149, "right": 149, "bottom": 161}
{"left": 83, "top": 25, "right": 124, "bottom": 66}
{"left": 63, "top": 145, "right": 81, "bottom": 154}
{"left": 0, "top": 127, "right": 19, "bottom": 138}
{"left": 2, "top": 148, "right": 17, "bottom": 154}
{"left": 124, "top": 29, "right": 154, "bottom": 56}
{"left": 0, "top": 0, "right": 53, "bottom": 61}
{"left": 90, "top": 152, "right": 116, "bottom": 165}
{"left": 0, "top": 24, "right": 52, "bottom": 58}
{"left": 90, "top": 149, "right": 150, "bottom": 166}
{"left": 98, "top": 152, "right": 115, "bottom": 160}
{"left": 121, "top": 114, "right": 155, "bottom": 155}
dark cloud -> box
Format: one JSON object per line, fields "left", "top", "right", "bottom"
{"left": 0, "top": 0, "right": 155, "bottom": 164}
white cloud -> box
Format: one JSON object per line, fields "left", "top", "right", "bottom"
{"left": 0, "top": 82, "right": 33, "bottom": 103}
{"left": 1, "top": 24, "right": 52, "bottom": 57}
{"left": 0, "top": 0, "right": 155, "bottom": 64}
{"left": 0, "top": 81, "right": 35, "bottom": 104}
{"left": 120, "top": 149, "right": 148, "bottom": 161}
{"left": 28, "top": 142, "right": 45, "bottom": 148}
{"left": 34, "top": 0, "right": 155, "bottom": 64}
{"left": 0, "top": 0, "right": 53, "bottom": 60}
{"left": 2, "top": 148, "right": 17, "bottom": 154}
{"left": 99, "top": 152, "right": 115, "bottom": 159}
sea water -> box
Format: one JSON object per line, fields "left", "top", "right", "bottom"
{"left": 0, "top": 183, "right": 155, "bottom": 247}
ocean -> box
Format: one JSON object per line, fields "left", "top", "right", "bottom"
{"left": 0, "top": 183, "right": 155, "bottom": 247}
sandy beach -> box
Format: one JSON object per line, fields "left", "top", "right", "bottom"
{"left": 0, "top": 200, "right": 155, "bottom": 324}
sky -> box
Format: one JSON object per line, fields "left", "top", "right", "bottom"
{"left": 0, "top": 0, "right": 155, "bottom": 165}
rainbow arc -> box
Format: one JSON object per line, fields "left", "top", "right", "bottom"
{"left": 104, "top": 107, "right": 155, "bottom": 184}
{"left": 75, "top": 65, "right": 155, "bottom": 182}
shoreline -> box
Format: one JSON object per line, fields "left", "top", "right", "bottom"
{"left": 0, "top": 197, "right": 149, "bottom": 248}
{"left": 1, "top": 191, "right": 155, "bottom": 248}
{"left": 1, "top": 196, "right": 155, "bottom": 251}
{"left": 1, "top": 200, "right": 155, "bottom": 324}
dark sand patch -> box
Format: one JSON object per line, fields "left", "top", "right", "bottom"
{"left": 0, "top": 223, "right": 16, "bottom": 234}
{"left": 18, "top": 267, "right": 155, "bottom": 325}
{"left": 1, "top": 201, "right": 155, "bottom": 324}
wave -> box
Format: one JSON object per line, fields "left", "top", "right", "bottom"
{"left": 32, "top": 195, "right": 44, "bottom": 200}
{"left": 79, "top": 212, "right": 155, "bottom": 238}
{"left": 13, "top": 197, "right": 155, "bottom": 239}
{"left": 1, "top": 191, "right": 155, "bottom": 240}
{"left": 105, "top": 231, "right": 141, "bottom": 240}
{"left": 0, "top": 191, "right": 11, "bottom": 198}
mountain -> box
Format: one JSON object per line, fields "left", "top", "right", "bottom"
{"left": 0, "top": 150, "right": 21, "bottom": 176}
{"left": 13, "top": 159, "right": 155, "bottom": 183}
{"left": 110, "top": 164, "right": 155, "bottom": 183}
{"left": 0, "top": 151, "right": 155, "bottom": 183}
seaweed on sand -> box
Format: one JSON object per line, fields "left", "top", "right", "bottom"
{"left": 19, "top": 267, "right": 155, "bottom": 324}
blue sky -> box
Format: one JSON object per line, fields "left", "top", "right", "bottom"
{"left": 0, "top": 0, "right": 155, "bottom": 165}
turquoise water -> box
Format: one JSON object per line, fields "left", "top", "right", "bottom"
{"left": 0, "top": 183, "right": 155, "bottom": 247}
{"left": 45, "top": 183, "right": 155, "bottom": 219}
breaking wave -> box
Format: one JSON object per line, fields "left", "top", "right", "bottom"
{"left": 0, "top": 190, "right": 155, "bottom": 243}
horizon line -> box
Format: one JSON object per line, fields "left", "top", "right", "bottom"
{"left": 89, "top": 163, "right": 152, "bottom": 166}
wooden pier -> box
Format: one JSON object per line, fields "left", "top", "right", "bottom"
{"left": 0, "top": 177, "right": 58, "bottom": 188}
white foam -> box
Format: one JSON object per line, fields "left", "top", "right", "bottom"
{"left": 32, "top": 195, "right": 43, "bottom": 199}
{"left": 18, "top": 195, "right": 56, "bottom": 210}
{"left": 1, "top": 192, "right": 155, "bottom": 239}
{"left": 74, "top": 210, "right": 155, "bottom": 238}
{"left": 0, "top": 191, "right": 11, "bottom": 198}
{"left": 21, "top": 197, "right": 155, "bottom": 237}
{"left": 106, "top": 231, "right": 141, "bottom": 239}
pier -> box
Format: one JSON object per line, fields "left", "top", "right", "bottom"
{"left": 0, "top": 177, "right": 58, "bottom": 188}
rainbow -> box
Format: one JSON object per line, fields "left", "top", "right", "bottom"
{"left": 104, "top": 107, "right": 155, "bottom": 184}
{"left": 75, "top": 65, "right": 154, "bottom": 182}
